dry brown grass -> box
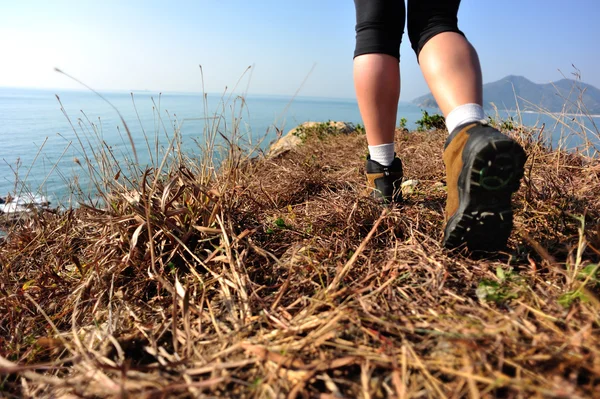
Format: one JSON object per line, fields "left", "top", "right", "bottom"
{"left": 1, "top": 120, "right": 599, "bottom": 398}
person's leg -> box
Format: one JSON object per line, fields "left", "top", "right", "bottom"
{"left": 408, "top": 0, "right": 485, "bottom": 129}
{"left": 408, "top": 0, "right": 526, "bottom": 251}
{"left": 354, "top": 0, "right": 405, "bottom": 203}
{"left": 353, "top": 54, "right": 399, "bottom": 148}
{"left": 354, "top": 0, "right": 404, "bottom": 163}
{"left": 418, "top": 32, "right": 482, "bottom": 120}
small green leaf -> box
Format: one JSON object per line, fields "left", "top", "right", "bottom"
{"left": 167, "top": 262, "right": 176, "bottom": 274}
{"left": 496, "top": 266, "right": 506, "bottom": 281}
{"left": 476, "top": 280, "right": 500, "bottom": 302}
{"left": 578, "top": 264, "right": 599, "bottom": 283}
{"left": 558, "top": 290, "right": 588, "bottom": 308}
{"left": 476, "top": 278, "right": 520, "bottom": 304}
{"left": 274, "top": 218, "right": 287, "bottom": 228}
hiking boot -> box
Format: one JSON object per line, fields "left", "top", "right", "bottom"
{"left": 442, "top": 122, "right": 526, "bottom": 251}
{"left": 365, "top": 155, "right": 403, "bottom": 203}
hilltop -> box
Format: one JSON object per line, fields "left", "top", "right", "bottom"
{"left": 1, "top": 120, "right": 599, "bottom": 398}
{"left": 413, "top": 75, "right": 600, "bottom": 114}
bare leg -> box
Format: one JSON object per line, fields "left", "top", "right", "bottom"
{"left": 353, "top": 53, "right": 400, "bottom": 146}
{"left": 418, "top": 32, "right": 482, "bottom": 117}
{"left": 421, "top": 33, "right": 527, "bottom": 251}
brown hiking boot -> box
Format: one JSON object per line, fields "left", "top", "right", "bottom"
{"left": 365, "top": 156, "right": 403, "bottom": 203}
{"left": 442, "top": 122, "right": 526, "bottom": 251}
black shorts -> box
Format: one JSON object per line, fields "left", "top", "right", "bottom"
{"left": 354, "top": 0, "right": 464, "bottom": 59}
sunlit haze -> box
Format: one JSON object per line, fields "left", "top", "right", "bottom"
{"left": 1, "top": 0, "right": 599, "bottom": 99}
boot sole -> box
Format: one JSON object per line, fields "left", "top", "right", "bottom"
{"left": 443, "top": 136, "right": 526, "bottom": 251}
{"left": 369, "top": 189, "right": 402, "bottom": 204}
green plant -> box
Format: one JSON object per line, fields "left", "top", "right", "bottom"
{"left": 292, "top": 120, "right": 341, "bottom": 143}
{"left": 354, "top": 123, "right": 365, "bottom": 134}
{"left": 273, "top": 217, "right": 287, "bottom": 229}
{"left": 558, "top": 263, "right": 599, "bottom": 307}
{"left": 415, "top": 110, "right": 445, "bottom": 131}
{"left": 167, "top": 261, "right": 176, "bottom": 274}
{"left": 292, "top": 121, "right": 362, "bottom": 142}
{"left": 578, "top": 264, "right": 600, "bottom": 284}
{"left": 476, "top": 266, "right": 524, "bottom": 304}
{"left": 488, "top": 115, "right": 515, "bottom": 131}
{"left": 558, "top": 290, "right": 590, "bottom": 307}
{"left": 398, "top": 117, "right": 408, "bottom": 130}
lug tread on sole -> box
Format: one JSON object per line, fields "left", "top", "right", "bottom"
{"left": 444, "top": 138, "right": 526, "bottom": 252}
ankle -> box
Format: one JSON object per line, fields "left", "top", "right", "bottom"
{"left": 368, "top": 143, "right": 395, "bottom": 166}
{"left": 445, "top": 104, "right": 485, "bottom": 134}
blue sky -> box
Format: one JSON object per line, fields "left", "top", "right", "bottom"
{"left": 0, "top": 0, "right": 598, "bottom": 100}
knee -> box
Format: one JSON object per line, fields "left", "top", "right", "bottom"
{"left": 407, "top": 1, "right": 464, "bottom": 58}
{"left": 354, "top": 0, "right": 405, "bottom": 60}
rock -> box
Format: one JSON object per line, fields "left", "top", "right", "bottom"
{"left": 401, "top": 179, "right": 419, "bottom": 195}
{"left": 327, "top": 121, "right": 356, "bottom": 134}
{"left": 267, "top": 129, "right": 303, "bottom": 159}
{"left": 267, "top": 121, "right": 357, "bottom": 158}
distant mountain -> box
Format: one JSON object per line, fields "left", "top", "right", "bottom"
{"left": 412, "top": 75, "right": 600, "bottom": 114}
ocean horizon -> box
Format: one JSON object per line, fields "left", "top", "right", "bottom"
{"left": 1, "top": 86, "right": 598, "bottom": 207}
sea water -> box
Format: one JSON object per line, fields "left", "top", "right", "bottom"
{"left": 0, "top": 87, "right": 430, "bottom": 205}
{"left": 0, "top": 87, "right": 598, "bottom": 207}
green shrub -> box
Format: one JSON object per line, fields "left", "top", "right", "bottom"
{"left": 398, "top": 117, "right": 407, "bottom": 130}
{"left": 292, "top": 121, "right": 360, "bottom": 142}
{"left": 354, "top": 123, "right": 365, "bottom": 134}
{"left": 487, "top": 115, "right": 515, "bottom": 131}
{"left": 415, "top": 110, "right": 445, "bottom": 131}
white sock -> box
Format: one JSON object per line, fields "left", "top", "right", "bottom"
{"left": 368, "top": 143, "right": 395, "bottom": 166}
{"left": 445, "top": 103, "right": 486, "bottom": 134}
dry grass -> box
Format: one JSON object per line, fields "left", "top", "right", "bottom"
{"left": 1, "top": 117, "right": 600, "bottom": 398}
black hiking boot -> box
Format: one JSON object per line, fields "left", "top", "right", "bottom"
{"left": 365, "top": 155, "right": 403, "bottom": 204}
{"left": 442, "top": 121, "right": 527, "bottom": 251}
